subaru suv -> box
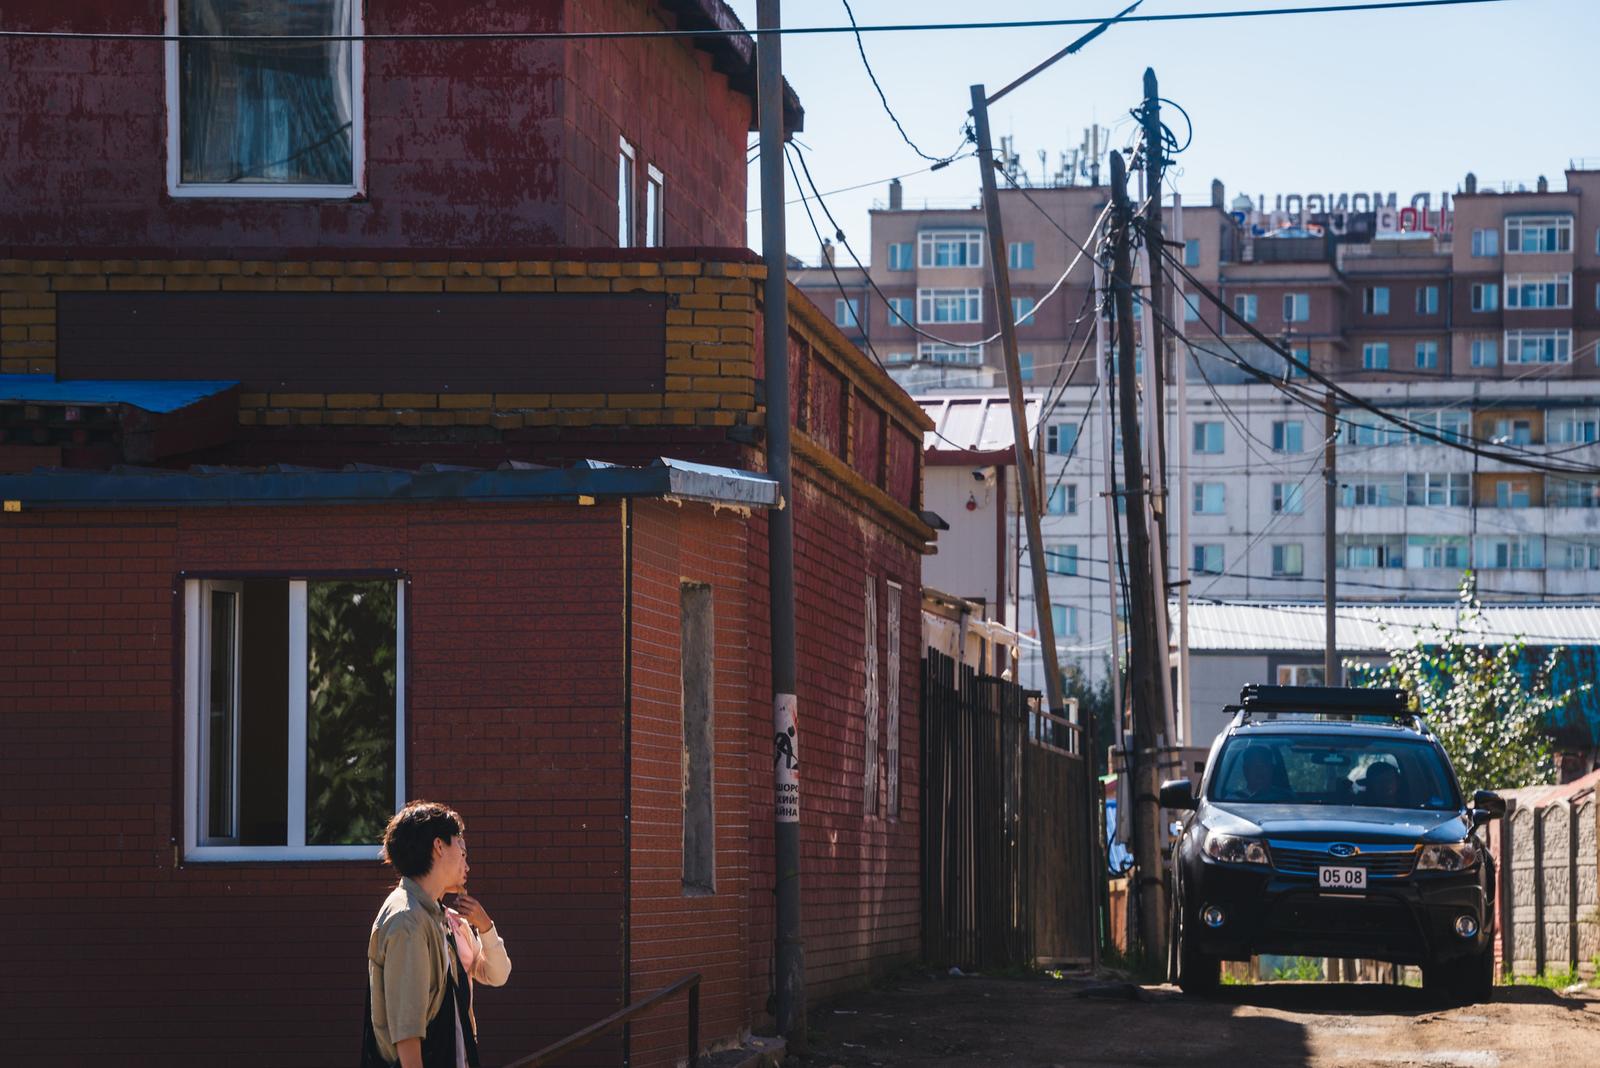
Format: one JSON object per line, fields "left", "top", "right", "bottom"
{"left": 1162, "top": 685, "right": 1506, "bottom": 1002}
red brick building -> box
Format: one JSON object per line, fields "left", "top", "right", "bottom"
{"left": 0, "top": 3, "right": 931, "bottom": 1065}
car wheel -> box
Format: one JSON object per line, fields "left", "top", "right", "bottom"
{"left": 1173, "top": 883, "right": 1220, "bottom": 997}
{"left": 1422, "top": 945, "right": 1494, "bottom": 1005}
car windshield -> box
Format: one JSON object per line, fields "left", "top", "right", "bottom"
{"left": 1209, "top": 733, "right": 1459, "bottom": 811}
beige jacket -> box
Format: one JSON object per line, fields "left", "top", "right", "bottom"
{"left": 367, "top": 878, "right": 513, "bottom": 1064}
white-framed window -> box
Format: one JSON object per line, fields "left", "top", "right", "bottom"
{"left": 165, "top": 0, "right": 363, "bottom": 198}
{"left": 1192, "top": 421, "right": 1224, "bottom": 455}
{"left": 1505, "top": 329, "right": 1572, "bottom": 364}
{"left": 883, "top": 351, "right": 915, "bottom": 365}
{"left": 1009, "top": 242, "right": 1035, "bottom": 270}
{"left": 1362, "top": 342, "right": 1390, "bottom": 370}
{"left": 1470, "top": 283, "right": 1499, "bottom": 312}
{"left": 617, "top": 136, "right": 637, "bottom": 247}
{"left": 1047, "top": 483, "right": 1078, "bottom": 515}
{"left": 1184, "top": 239, "right": 1201, "bottom": 267}
{"left": 1415, "top": 341, "right": 1439, "bottom": 369}
{"left": 1408, "top": 408, "right": 1470, "bottom": 443}
{"left": 1193, "top": 544, "right": 1224, "bottom": 574}
{"left": 1470, "top": 337, "right": 1499, "bottom": 367}
{"left": 1019, "top": 352, "right": 1034, "bottom": 382}
{"left": 1271, "top": 420, "right": 1304, "bottom": 453}
{"left": 919, "top": 229, "right": 983, "bottom": 268}
{"left": 644, "top": 164, "right": 665, "bottom": 248}
{"left": 1341, "top": 476, "right": 1405, "bottom": 507}
{"left": 1233, "top": 293, "right": 1258, "bottom": 322}
{"left": 863, "top": 578, "right": 879, "bottom": 816}
{"left": 1012, "top": 296, "right": 1037, "bottom": 326}
{"left": 1491, "top": 417, "right": 1535, "bottom": 445}
{"left": 1183, "top": 292, "right": 1202, "bottom": 322}
{"left": 1363, "top": 286, "right": 1390, "bottom": 315}
{"left": 1193, "top": 482, "right": 1225, "bottom": 515}
{"left": 1271, "top": 543, "right": 1304, "bottom": 577}
{"left": 1277, "top": 664, "right": 1327, "bottom": 687}
{"left": 1283, "top": 293, "right": 1309, "bottom": 322}
{"left": 1475, "top": 535, "right": 1543, "bottom": 570}
{"left": 1046, "top": 423, "right": 1078, "bottom": 455}
{"left": 835, "top": 298, "right": 860, "bottom": 328}
{"left": 184, "top": 577, "right": 404, "bottom": 861}
{"left": 1272, "top": 482, "right": 1305, "bottom": 514}
{"left": 887, "top": 242, "right": 914, "bottom": 271}
{"left": 1051, "top": 604, "right": 1079, "bottom": 638}
{"left": 1345, "top": 412, "right": 1407, "bottom": 447}
{"left": 1288, "top": 345, "right": 1310, "bottom": 379}
{"left": 1405, "top": 472, "right": 1469, "bottom": 507}
{"left": 917, "top": 341, "right": 982, "bottom": 365}
{"left": 1414, "top": 286, "right": 1439, "bottom": 314}
{"left": 1550, "top": 411, "right": 1600, "bottom": 444}
{"left": 1406, "top": 535, "right": 1469, "bottom": 570}
{"left": 1045, "top": 544, "right": 1080, "bottom": 576}
{"left": 917, "top": 287, "right": 982, "bottom": 324}
{"left": 1557, "top": 541, "right": 1600, "bottom": 570}
{"left": 1549, "top": 478, "right": 1600, "bottom": 508}
{"left": 1471, "top": 228, "right": 1499, "bottom": 257}
{"left": 1505, "top": 273, "right": 1572, "bottom": 309}
{"left": 1505, "top": 214, "right": 1572, "bottom": 253}
{"left": 1339, "top": 534, "right": 1404, "bottom": 569}
{"left": 1494, "top": 479, "right": 1533, "bottom": 509}
{"left": 887, "top": 296, "right": 914, "bottom": 325}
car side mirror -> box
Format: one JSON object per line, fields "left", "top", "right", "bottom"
{"left": 1160, "top": 777, "right": 1197, "bottom": 811}
{"left": 1471, "top": 790, "right": 1506, "bottom": 826}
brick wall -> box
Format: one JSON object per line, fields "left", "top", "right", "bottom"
{"left": 0, "top": 501, "right": 629, "bottom": 1067}
{"left": 0, "top": 1, "right": 748, "bottom": 253}
{"left": 627, "top": 500, "right": 754, "bottom": 1064}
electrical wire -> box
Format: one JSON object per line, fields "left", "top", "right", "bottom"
{"left": 748, "top": 154, "right": 977, "bottom": 213}
{"left": 839, "top": 0, "right": 967, "bottom": 167}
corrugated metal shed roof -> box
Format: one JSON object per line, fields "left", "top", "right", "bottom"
{"left": 1183, "top": 602, "right": 1600, "bottom": 652}
{"left": 0, "top": 374, "right": 237, "bottom": 413}
{"left": 917, "top": 391, "right": 1043, "bottom": 456}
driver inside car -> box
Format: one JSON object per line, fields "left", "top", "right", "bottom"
{"left": 1361, "top": 760, "right": 1403, "bottom": 806}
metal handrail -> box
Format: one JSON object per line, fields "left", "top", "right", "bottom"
{"left": 501, "top": 972, "right": 701, "bottom": 1068}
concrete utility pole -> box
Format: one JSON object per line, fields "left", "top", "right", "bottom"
{"left": 1324, "top": 389, "right": 1338, "bottom": 686}
{"left": 757, "top": 0, "right": 804, "bottom": 1046}
{"left": 1109, "top": 149, "right": 1169, "bottom": 965}
{"left": 1171, "top": 195, "right": 1192, "bottom": 746}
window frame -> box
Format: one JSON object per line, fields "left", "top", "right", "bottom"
{"left": 618, "top": 136, "right": 638, "bottom": 247}
{"left": 1362, "top": 341, "right": 1390, "bottom": 370}
{"left": 1470, "top": 228, "right": 1499, "bottom": 258}
{"left": 1470, "top": 283, "right": 1499, "bottom": 312}
{"left": 1233, "top": 293, "right": 1258, "bottom": 323}
{"left": 1282, "top": 292, "right": 1309, "bottom": 323}
{"left": 887, "top": 296, "right": 914, "bottom": 326}
{"left": 1504, "top": 273, "right": 1572, "bottom": 310}
{"left": 164, "top": 0, "right": 366, "bottom": 199}
{"left": 886, "top": 243, "right": 914, "bottom": 271}
{"left": 1193, "top": 543, "right": 1224, "bottom": 574}
{"left": 1271, "top": 420, "right": 1303, "bottom": 453}
{"left": 182, "top": 576, "right": 407, "bottom": 862}
{"left": 1271, "top": 543, "right": 1305, "bottom": 577}
{"left": 1504, "top": 329, "right": 1573, "bottom": 365}
{"left": 1271, "top": 481, "right": 1305, "bottom": 515}
{"left": 1505, "top": 214, "right": 1573, "bottom": 254}
{"left": 644, "top": 163, "right": 665, "bottom": 248}
{"left": 1012, "top": 295, "right": 1037, "bottom": 326}
{"left": 1364, "top": 286, "right": 1390, "bottom": 315}
{"left": 834, "top": 297, "right": 861, "bottom": 329}
{"left": 1192, "top": 421, "right": 1224, "bottom": 455}
{"left": 1184, "top": 238, "right": 1201, "bottom": 267}
{"left": 1008, "top": 242, "right": 1035, "bottom": 270}
{"left": 1470, "top": 337, "right": 1499, "bottom": 367}
{"left": 917, "top": 287, "right": 983, "bottom": 325}
{"left": 1193, "top": 482, "right": 1225, "bottom": 515}
{"left": 1414, "top": 340, "right": 1439, "bottom": 369}
{"left": 918, "top": 229, "right": 983, "bottom": 269}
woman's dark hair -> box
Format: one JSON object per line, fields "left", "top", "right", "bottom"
{"left": 380, "top": 801, "right": 465, "bottom": 878}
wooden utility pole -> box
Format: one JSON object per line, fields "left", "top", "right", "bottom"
{"left": 1324, "top": 389, "right": 1338, "bottom": 685}
{"left": 1108, "top": 149, "right": 1169, "bottom": 964}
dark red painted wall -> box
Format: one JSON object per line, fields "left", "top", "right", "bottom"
{"left": 0, "top": 502, "right": 628, "bottom": 1067}
{"left": 0, "top": 1, "right": 750, "bottom": 254}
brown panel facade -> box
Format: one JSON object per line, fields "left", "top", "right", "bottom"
{"left": 55, "top": 292, "right": 667, "bottom": 393}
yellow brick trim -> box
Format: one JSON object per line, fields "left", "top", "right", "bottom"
{"left": 438, "top": 393, "right": 494, "bottom": 409}
{"left": 382, "top": 393, "right": 438, "bottom": 409}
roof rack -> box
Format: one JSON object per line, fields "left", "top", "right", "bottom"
{"left": 1232, "top": 685, "right": 1428, "bottom": 734}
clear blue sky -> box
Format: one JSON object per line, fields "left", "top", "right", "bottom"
{"left": 726, "top": 0, "right": 1599, "bottom": 262}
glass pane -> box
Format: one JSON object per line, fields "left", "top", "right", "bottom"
{"left": 206, "top": 589, "right": 238, "bottom": 841}
{"left": 179, "top": 1, "right": 355, "bottom": 185}
{"left": 305, "top": 580, "right": 397, "bottom": 846}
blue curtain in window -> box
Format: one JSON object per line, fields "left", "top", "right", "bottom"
{"left": 180, "top": 0, "right": 354, "bottom": 185}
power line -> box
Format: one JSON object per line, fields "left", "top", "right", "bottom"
{"left": 747, "top": 154, "right": 976, "bottom": 213}
{"left": 839, "top": 0, "right": 967, "bottom": 166}
{"left": 0, "top": 3, "right": 1511, "bottom": 43}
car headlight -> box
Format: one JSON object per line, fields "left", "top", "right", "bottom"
{"left": 1417, "top": 842, "right": 1478, "bottom": 872}
{"left": 1202, "top": 830, "right": 1270, "bottom": 866}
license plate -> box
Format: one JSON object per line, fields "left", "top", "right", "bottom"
{"left": 1318, "top": 865, "right": 1367, "bottom": 890}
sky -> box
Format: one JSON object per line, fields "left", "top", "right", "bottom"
{"left": 725, "top": 0, "right": 1600, "bottom": 263}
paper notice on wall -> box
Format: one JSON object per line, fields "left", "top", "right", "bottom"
{"left": 773, "top": 693, "right": 800, "bottom": 823}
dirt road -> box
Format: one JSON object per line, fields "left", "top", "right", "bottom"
{"left": 788, "top": 974, "right": 1600, "bottom": 1068}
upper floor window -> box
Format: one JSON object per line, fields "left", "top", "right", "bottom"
{"left": 918, "top": 341, "right": 982, "bottom": 365}
{"left": 1271, "top": 420, "right": 1303, "bottom": 453}
{"left": 1414, "top": 341, "right": 1439, "bottom": 369}
{"left": 167, "top": 0, "right": 363, "bottom": 198}
{"left": 1505, "top": 273, "right": 1572, "bottom": 309}
{"left": 1184, "top": 239, "right": 1202, "bottom": 267}
{"left": 1504, "top": 329, "right": 1572, "bottom": 365}
{"left": 1363, "top": 286, "right": 1390, "bottom": 315}
{"left": 1009, "top": 242, "right": 1035, "bottom": 270}
{"left": 1019, "top": 352, "right": 1034, "bottom": 382}
{"left": 644, "top": 165, "right": 665, "bottom": 247}
{"left": 1192, "top": 421, "right": 1224, "bottom": 455}
{"left": 1491, "top": 417, "right": 1535, "bottom": 445}
{"left": 1047, "top": 484, "right": 1078, "bottom": 515}
{"left": 1505, "top": 214, "right": 1572, "bottom": 254}
{"left": 617, "top": 137, "right": 637, "bottom": 247}
{"left": 1233, "top": 294, "right": 1258, "bottom": 322}
{"left": 1408, "top": 408, "right": 1470, "bottom": 444}
{"left": 887, "top": 243, "right": 915, "bottom": 271}
{"left": 887, "top": 296, "right": 914, "bottom": 325}
{"left": 1283, "top": 293, "right": 1309, "bottom": 322}
{"left": 835, "top": 299, "right": 860, "bottom": 329}
{"left": 1470, "top": 228, "right": 1499, "bottom": 257}
{"left": 1193, "top": 544, "right": 1224, "bottom": 574}
{"left": 919, "top": 230, "right": 983, "bottom": 268}
{"left": 1470, "top": 337, "right": 1499, "bottom": 367}
{"left": 1193, "top": 482, "right": 1226, "bottom": 515}
{"left": 1414, "top": 286, "right": 1439, "bottom": 314}
{"left": 1272, "top": 482, "right": 1305, "bottom": 515}
{"left": 1470, "top": 282, "right": 1498, "bottom": 312}
{"left": 1045, "top": 545, "right": 1080, "bottom": 576}
{"left": 918, "top": 288, "right": 982, "bottom": 324}
{"left": 1046, "top": 423, "right": 1079, "bottom": 455}
{"left": 1183, "top": 292, "right": 1202, "bottom": 322}
{"left": 1362, "top": 342, "right": 1390, "bottom": 370}
{"left": 1012, "top": 296, "right": 1037, "bottom": 326}
{"left": 1550, "top": 410, "right": 1600, "bottom": 444}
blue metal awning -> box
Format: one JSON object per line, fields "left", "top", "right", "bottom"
{"left": 0, "top": 457, "right": 780, "bottom": 510}
{"left": 0, "top": 375, "right": 239, "bottom": 413}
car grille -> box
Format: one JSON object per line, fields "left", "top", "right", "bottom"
{"left": 1269, "top": 843, "right": 1417, "bottom": 878}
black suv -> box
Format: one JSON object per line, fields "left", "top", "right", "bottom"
{"left": 1162, "top": 685, "right": 1506, "bottom": 1002}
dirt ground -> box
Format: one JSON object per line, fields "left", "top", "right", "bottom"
{"left": 786, "top": 973, "right": 1600, "bottom": 1068}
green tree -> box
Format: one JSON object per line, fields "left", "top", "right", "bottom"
{"left": 1345, "top": 574, "right": 1574, "bottom": 793}
{"left": 1064, "top": 662, "right": 1116, "bottom": 779}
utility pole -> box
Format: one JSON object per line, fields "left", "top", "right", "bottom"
{"left": 1109, "top": 149, "right": 1169, "bottom": 964}
{"left": 1093, "top": 263, "right": 1122, "bottom": 728}
{"left": 1323, "top": 389, "right": 1338, "bottom": 686}
{"left": 757, "top": 0, "right": 804, "bottom": 1045}
{"left": 1171, "top": 194, "right": 1192, "bottom": 746}
{"left": 969, "top": 83, "right": 1066, "bottom": 719}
